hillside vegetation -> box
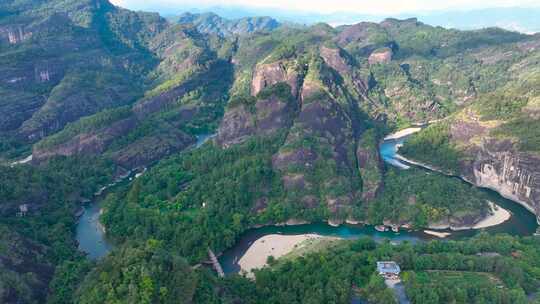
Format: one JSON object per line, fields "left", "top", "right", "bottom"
{"left": 2, "top": 0, "right": 540, "bottom": 303}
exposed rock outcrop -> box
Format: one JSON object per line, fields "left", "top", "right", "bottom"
{"left": 32, "top": 118, "right": 137, "bottom": 162}
{"left": 356, "top": 132, "right": 382, "bottom": 201}
{"left": 465, "top": 141, "right": 540, "bottom": 222}
{"left": 251, "top": 61, "right": 301, "bottom": 98}
{"left": 133, "top": 83, "right": 195, "bottom": 118}
{"left": 216, "top": 84, "right": 298, "bottom": 147}
{"left": 368, "top": 48, "right": 392, "bottom": 65}
{"left": 404, "top": 109, "right": 540, "bottom": 223}
{"left": 319, "top": 46, "right": 352, "bottom": 76}
{"left": 110, "top": 130, "right": 195, "bottom": 169}
{"left": 215, "top": 104, "right": 256, "bottom": 147}
{"left": 318, "top": 45, "right": 374, "bottom": 110}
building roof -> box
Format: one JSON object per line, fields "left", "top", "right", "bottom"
{"left": 376, "top": 261, "right": 400, "bottom": 275}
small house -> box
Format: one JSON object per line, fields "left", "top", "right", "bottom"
{"left": 376, "top": 261, "right": 400, "bottom": 279}
{"left": 17, "top": 204, "right": 29, "bottom": 217}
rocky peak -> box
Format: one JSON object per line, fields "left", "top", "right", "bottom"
{"left": 319, "top": 46, "right": 352, "bottom": 76}
{"left": 251, "top": 61, "right": 302, "bottom": 98}
{"left": 335, "top": 22, "right": 380, "bottom": 45}
{"left": 380, "top": 17, "right": 419, "bottom": 29}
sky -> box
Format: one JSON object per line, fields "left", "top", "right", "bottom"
{"left": 110, "top": 0, "right": 540, "bottom": 15}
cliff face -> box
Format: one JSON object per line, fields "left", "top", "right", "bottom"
{"left": 356, "top": 130, "right": 382, "bottom": 201}
{"left": 368, "top": 48, "right": 393, "bottom": 65}
{"left": 250, "top": 61, "right": 302, "bottom": 98}
{"left": 27, "top": 10, "right": 233, "bottom": 167}
{"left": 403, "top": 108, "right": 540, "bottom": 223}
{"left": 0, "top": 2, "right": 169, "bottom": 143}
{"left": 466, "top": 140, "right": 540, "bottom": 221}
{"left": 216, "top": 85, "right": 299, "bottom": 147}
{"left": 110, "top": 129, "right": 194, "bottom": 169}
{"left": 273, "top": 81, "right": 359, "bottom": 217}
{"left": 32, "top": 118, "right": 137, "bottom": 162}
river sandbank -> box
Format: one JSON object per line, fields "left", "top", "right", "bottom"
{"left": 384, "top": 127, "right": 423, "bottom": 140}
{"left": 238, "top": 234, "right": 323, "bottom": 275}
{"left": 10, "top": 154, "right": 33, "bottom": 166}
{"left": 423, "top": 230, "right": 452, "bottom": 238}
{"left": 472, "top": 201, "right": 511, "bottom": 229}
{"left": 426, "top": 201, "right": 511, "bottom": 236}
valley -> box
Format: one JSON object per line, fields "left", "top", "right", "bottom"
{"left": 1, "top": 0, "right": 540, "bottom": 303}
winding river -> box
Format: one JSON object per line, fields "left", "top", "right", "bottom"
{"left": 75, "top": 133, "right": 214, "bottom": 259}
{"left": 76, "top": 130, "right": 538, "bottom": 264}
{"left": 219, "top": 129, "right": 538, "bottom": 273}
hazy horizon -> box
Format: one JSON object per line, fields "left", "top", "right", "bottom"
{"left": 109, "top": 0, "right": 540, "bottom": 34}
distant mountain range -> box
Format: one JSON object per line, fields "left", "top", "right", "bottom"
{"left": 171, "top": 12, "right": 280, "bottom": 36}
{"left": 163, "top": 6, "right": 540, "bottom": 34}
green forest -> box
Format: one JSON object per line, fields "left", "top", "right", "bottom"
{"left": 2, "top": 0, "right": 540, "bottom": 303}
{"left": 71, "top": 234, "right": 540, "bottom": 304}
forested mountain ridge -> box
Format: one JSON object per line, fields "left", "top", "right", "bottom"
{"left": 173, "top": 12, "right": 281, "bottom": 37}
{"left": 1, "top": 0, "right": 540, "bottom": 303}
{"left": 0, "top": 0, "right": 167, "bottom": 158}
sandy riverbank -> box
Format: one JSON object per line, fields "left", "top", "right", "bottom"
{"left": 425, "top": 201, "right": 511, "bottom": 237}
{"left": 384, "top": 127, "right": 423, "bottom": 140}
{"left": 473, "top": 201, "right": 511, "bottom": 229}
{"left": 238, "top": 234, "right": 322, "bottom": 274}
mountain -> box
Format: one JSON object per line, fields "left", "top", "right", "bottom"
{"left": 0, "top": 0, "right": 236, "bottom": 167}
{"left": 400, "top": 34, "right": 540, "bottom": 223}
{"left": 0, "top": 0, "right": 168, "bottom": 160}
{"left": 1, "top": 1, "right": 540, "bottom": 303}
{"left": 172, "top": 12, "right": 281, "bottom": 36}
{"left": 166, "top": 6, "right": 540, "bottom": 33}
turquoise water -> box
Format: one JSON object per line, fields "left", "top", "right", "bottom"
{"left": 219, "top": 223, "right": 423, "bottom": 274}
{"left": 219, "top": 131, "right": 538, "bottom": 274}
{"left": 380, "top": 136, "right": 410, "bottom": 169}
{"left": 381, "top": 132, "right": 537, "bottom": 236}
{"left": 195, "top": 133, "right": 215, "bottom": 148}
{"left": 75, "top": 200, "right": 112, "bottom": 260}
{"left": 76, "top": 131, "right": 537, "bottom": 264}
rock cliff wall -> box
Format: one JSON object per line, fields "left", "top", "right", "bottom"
{"left": 464, "top": 141, "right": 540, "bottom": 223}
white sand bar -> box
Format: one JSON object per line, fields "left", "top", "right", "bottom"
{"left": 423, "top": 230, "right": 451, "bottom": 238}
{"left": 384, "top": 127, "right": 422, "bottom": 140}
{"left": 10, "top": 154, "right": 33, "bottom": 166}
{"left": 473, "top": 201, "right": 511, "bottom": 229}
{"left": 238, "top": 234, "right": 322, "bottom": 274}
